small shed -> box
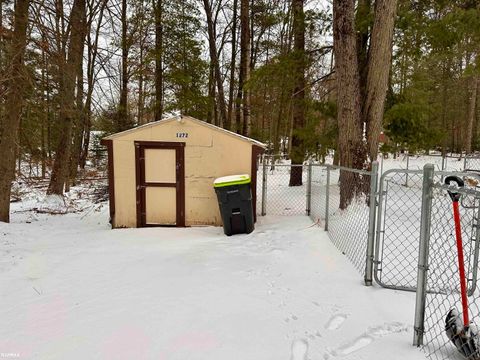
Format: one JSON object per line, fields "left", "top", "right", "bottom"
{"left": 101, "top": 115, "right": 265, "bottom": 228}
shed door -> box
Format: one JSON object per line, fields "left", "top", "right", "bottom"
{"left": 135, "top": 142, "right": 185, "bottom": 227}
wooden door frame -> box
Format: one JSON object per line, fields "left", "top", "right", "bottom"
{"left": 135, "top": 141, "right": 186, "bottom": 227}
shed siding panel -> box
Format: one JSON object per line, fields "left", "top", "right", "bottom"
{"left": 112, "top": 140, "right": 137, "bottom": 228}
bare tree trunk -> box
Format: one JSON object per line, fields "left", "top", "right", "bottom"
{"left": 227, "top": 0, "right": 238, "bottom": 130}
{"left": 117, "top": 0, "right": 129, "bottom": 131}
{"left": 0, "top": 0, "right": 30, "bottom": 222}
{"left": 364, "top": 0, "right": 397, "bottom": 162}
{"left": 137, "top": 36, "right": 145, "bottom": 125}
{"left": 333, "top": 0, "right": 365, "bottom": 209}
{"left": 68, "top": 55, "right": 85, "bottom": 190}
{"left": 41, "top": 45, "right": 47, "bottom": 178}
{"left": 0, "top": 0, "right": 4, "bottom": 134}
{"left": 465, "top": 75, "right": 478, "bottom": 154}
{"left": 80, "top": 0, "right": 106, "bottom": 169}
{"left": 441, "top": 64, "right": 449, "bottom": 156}
{"left": 154, "top": 0, "right": 163, "bottom": 122}
{"left": 240, "top": 0, "right": 251, "bottom": 136}
{"left": 48, "top": 0, "right": 87, "bottom": 194}
{"left": 356, "top": 0, "right": 370, "bottom": 105}
{"left": 289, "top": 0, "right": 305, "bottom": 187}
{"left": 207, "top": 61, "right": 215, "bottom": 124}
{"left": 203, "top": 0, "right": 228, "bottom": 128}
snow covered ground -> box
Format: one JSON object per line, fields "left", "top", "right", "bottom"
{"left": 0, "top": 204, "right": 426, "bottom": 360}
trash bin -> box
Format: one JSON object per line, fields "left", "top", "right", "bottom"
{"left": 214, "top": 174, "right": 255, "bottom": 236}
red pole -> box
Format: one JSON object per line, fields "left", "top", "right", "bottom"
{"left": 453, "top": 200, "right": 470, "bottom": 327}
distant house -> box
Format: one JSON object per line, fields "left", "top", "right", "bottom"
{"left": 379, "top": 131, "right": 389, "bottom": 146}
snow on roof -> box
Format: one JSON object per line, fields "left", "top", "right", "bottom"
{"left": 102, "top": 115, "right": 266, "bottom": 148}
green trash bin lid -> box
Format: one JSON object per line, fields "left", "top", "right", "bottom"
{"left": 214, "top": 174, "right": 251, "bottom": 188}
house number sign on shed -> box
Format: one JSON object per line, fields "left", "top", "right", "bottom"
{"left": 176, "top": 132, "right": 188, "bottom": 138}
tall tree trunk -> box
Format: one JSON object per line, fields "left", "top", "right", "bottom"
{"left": 465, "top": 75, "right": 478, "bottom": 154}
{"left": 137, "top": 32, "right": 145, "bottom": 125}
{"left": 118, "top": 0, "right": 128, "bottom": 131}
{"left": 364, "top": 0, "right": 397, "bottom": 162}
{"left": 0, "top": 0, "right": 4, "bottom": 135}
{"left": 0, "top": 0, "right": 30, "bottom": 222}
{"left": 41, "top": 44, "right": 48, "bottom": 178}
{"left": 203, "top": 0, "right": 228, "bottom": 128}
{"left": 68, "top": 55, "right": 85, "bottom": 190}
{"left": 227, "top": 0, "right": 238, "bottom": 130}
{"left": 441, "top": 64, "right": 449, "bottom": 156}
{"left": 289, "top": 0, "right": 305, "bottom": 187}
{"left": 239, "top": 0, "right": 251, "bottom": 136}
{"left": 207, "top": 61, "right": 215, "bottom": 124}
{"left": 154, "top": 0, "right": 163, "bottom": 122}
{"left": 80, "top": 0, "right": 106, "bottom": 169}
{"left": 356, "top": 0, "right": 371, "bottom": 105}
{"left": 48, "top": 0, "right": 87, "bottom": 194}
{"left": 333, "top": 0, "right": 365, "bottom": 209}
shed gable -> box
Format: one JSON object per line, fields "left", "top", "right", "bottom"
{"left": 103, "top": 115, "right": 265, "bottom": 148}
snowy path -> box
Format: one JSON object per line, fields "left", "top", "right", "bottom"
{"left": 0, "top": 209, "right": 426, "bottom": 360}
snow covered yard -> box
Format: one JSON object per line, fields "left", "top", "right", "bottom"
{"left": 0, "top": 207, "right": 427, "bottom": 360}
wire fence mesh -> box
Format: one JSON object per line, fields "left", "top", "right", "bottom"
{"left": 256, "top": 160, "right": 376, "bottom": 277}
{"left": 324, "top": 166, "right": 374, "bottom": 276}
{"left": 256, "top": 159, "right": 308, "bottom": 216}
{"left": 422, "top": 184, "right": 480, "bottom": 360}
{"left": 375, "top": 170, "right": 424, "bottom": 291}
{"left": 465, "top": 155, "right": 480, "bottom": 172}
{"left": 310, "top": 165, "right": 327, "bottom": 222}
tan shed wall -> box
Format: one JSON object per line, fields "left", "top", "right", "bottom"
{"left": 112, "top": 117, "right": 253, "bottom": 228}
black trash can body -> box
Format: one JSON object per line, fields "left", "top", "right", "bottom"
{"left": 214, "top": 175, "right": 255, "bottom": 236}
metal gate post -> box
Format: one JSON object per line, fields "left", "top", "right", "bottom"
{"left": 325, "top": 166, "right": 331, "bottom": 231}
{"left": 405, "top": 151, "right": 410, "bottom": 187}
{"left": 365, "top": 161, "right": 379, "bottom": 286}
{"left": 306, "top": 160, "right": 312, "bottom": 216}
{"left": 380, "top": 153, "right": 384, "bottom": 176}
{"left": 468, "top": 196, "right": 480, "bottom": 295}
{"left": 413, "top": 164, "right": 434, "bottom": 347}
{"left": 261, "top": 158, "right": 267, "bottom": 216}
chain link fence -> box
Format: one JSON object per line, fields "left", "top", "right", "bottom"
{"left": 257, "top": 159, "right": 377, "bottom": 280}
{"left": 324, "top": 165, "right": 376, "bottom": 276}
{"left": 256, "top": 158, "right": 308, "bottom": 216}
{"left": 465, "top": 155, "right": 480, "bottom": 173}
{"left": 256, "top": 156, "right": 480, "bottom": 360}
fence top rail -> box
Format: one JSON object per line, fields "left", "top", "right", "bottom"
{"left": 380, "top": 168, "right": 424, "bottom": 180}
{"left": 435, "top": 170, "right": 480, "bottom": 178}
{"left": 380, "top": 168, "right": 480, "bottom": 180}
{"left": 263, "top": 163, "right": 309, "bottom": 168}
{"left": 324, "top": 164, "right": 373, "bottom": 176}
{"left": 432, "top": 182, "right": 480, "bottom": 197}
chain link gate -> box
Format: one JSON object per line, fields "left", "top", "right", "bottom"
{"left": 413, "top": 167, "right": 480, "bottom": 359}
{"left": 374, "top": 169, "right": 425, "bottom": 291}
{"left": 374, "top": 168, "right": 480, "bottom": 293}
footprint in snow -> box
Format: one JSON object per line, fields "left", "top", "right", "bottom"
{"left": 323, "top": 322, "right": 408, "bottom": 358}
{"left": 325, "top": 313, "right": 348, "bottom": 331}
{"left": 326, "top": 335, "right": 374, "bottom": 357}
{"left": 290, "top": 339, "right": 308, "bottom": 360}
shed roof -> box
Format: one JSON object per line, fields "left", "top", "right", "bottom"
{"left": 102, "top": 115, "right": 266, "bottom": 148}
